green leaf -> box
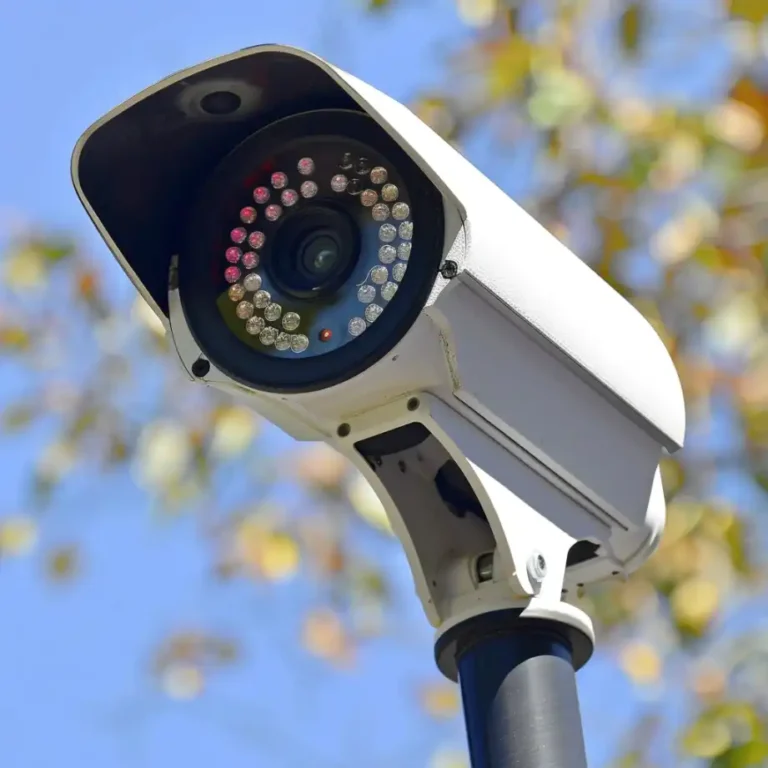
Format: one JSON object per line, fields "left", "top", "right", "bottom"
{"left": 715, "top": 741, "right": 768, "bottom": 767}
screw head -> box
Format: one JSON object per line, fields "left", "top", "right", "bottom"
{"left": 439, "top": 260, "right": 458, "bottom": 279}
{"left": 527, "top": 551, "right": 547, "bottom": 582}
{"left": 191, "top": 358, "right": 210, "bottom": 378}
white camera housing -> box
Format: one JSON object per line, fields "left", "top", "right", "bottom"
{"left": 72, "top": 45, "right": 685, "bottom": 651}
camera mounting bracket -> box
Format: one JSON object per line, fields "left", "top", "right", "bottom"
{"left": 330, "top": 391, "right": 596, "bottom": 675}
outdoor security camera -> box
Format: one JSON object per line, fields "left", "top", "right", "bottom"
{"left": 72, "top": 45, "right": 685, "bottom": 680}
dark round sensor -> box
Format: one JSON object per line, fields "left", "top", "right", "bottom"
{"left": 200, "top": 90, "right": 242, "bottom": 115}
{"left": 269, "top": 204, "right": 359, "bottom": 299}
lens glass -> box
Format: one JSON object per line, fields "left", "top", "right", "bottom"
{"left": 213, "top": 135, "right": 415, "bottom": 358}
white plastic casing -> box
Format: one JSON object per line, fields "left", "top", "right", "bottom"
{"left": 71, "top": 45, "right": 686, "bottom": 634}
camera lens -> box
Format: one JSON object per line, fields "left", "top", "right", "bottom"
{"left": 303, "top": 236, "right": 337, "bottom": 275}
{"left": 269, "top": 204, "right": 359, "bottom": 299}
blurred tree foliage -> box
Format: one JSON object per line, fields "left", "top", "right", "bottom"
{"left": 2, "top": 0, "right": 768, "bottom": 765}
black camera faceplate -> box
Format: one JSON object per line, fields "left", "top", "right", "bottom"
{"left": 178, "top": 109, "right": 445, "bottom": 394}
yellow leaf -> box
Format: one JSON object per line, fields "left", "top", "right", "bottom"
{"left": 294, "top": 443, "right": 349, "bottom": 493}
{"left": 234, "top": 519, "right": 300, "bottom": 582}
{"left": 46, "top": 546, "right": 79, "bottom": 582}
{"left": 670, "top": 578, "right": 721, "bottom": 635}
{"left": 457, "top": 0, "right": 498, "bottom": 28}
{"left": 302, "top": 609, "right": 353, "bottom": 665}
{"left": 486, "top": 39, "right": 532, "bottom": 101}
{"left": 619, "top": 2, "right": 645, "bottom": 56}
{"left": 0, "top": 516, "right": 38, "bottom": 556}
{"left": 681, "top": 718, "right": 731, "bottom": 758}
{"left": 134, "top": 420, "right": 192, "bottom": 489}
{"left": 3, "top": 247, "right": 46, "bottom": 290}
{"left": 0, "top": 325, "right": 31, "bottom": 351}
{"left": 619, "top": 641, "right": 662, "bottom": 686}
{"left": 420, "top": 682, "right": 461, "bottom": 718}
{"left": 729, "top": 0, "right": 768, "bottom": 24}
{"left": 259, "top": 531, "right": 300, "bottom": 581}
{"left": 210, "top": 406, "right": 259, "bottom": 458}
{"left": 161, "top": 663, "right": 205, "bottom": 700}
{"left": 707, "top": 100, "right": 765, "bottom": 152}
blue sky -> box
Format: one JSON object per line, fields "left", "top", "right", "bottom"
{"left": 0, "top": 0, "right": 760, "bottom": 766}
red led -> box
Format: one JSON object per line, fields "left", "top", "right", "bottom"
{"left": 319, "top": 329, "right": 333, "bottom": 342}
{"left": 225, "top": 247, "right": 242, "bottom": 264}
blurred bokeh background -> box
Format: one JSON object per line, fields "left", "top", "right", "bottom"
{"left": 1, "top": 0, "right": 767, "bottom": 766}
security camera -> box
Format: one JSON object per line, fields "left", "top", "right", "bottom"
{"left": 72, "top": 44, "right": 685, "bottom": 677}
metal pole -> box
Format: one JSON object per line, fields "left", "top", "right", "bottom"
{"left": 447, "top": 615, "right": 589, "bottom": 768}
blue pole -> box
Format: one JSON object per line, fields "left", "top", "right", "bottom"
{"left": 455, "top": 624, "right": 588, "bottom": 768}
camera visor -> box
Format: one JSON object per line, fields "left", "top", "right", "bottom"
{"left": 179, "top": 109, "right": 444, "bottom": 393}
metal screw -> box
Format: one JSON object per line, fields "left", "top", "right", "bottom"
{"left": 439, "top": 260, "right": 458, "bottom": 279}
{"left": 475, "top": 552, "right": 494, "bottom": 583}
{"left": 527, "top": 551, "right": 547, "bottom": 583}
{"left": 191, "top": 358, "right": 210, "bottom": 378}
